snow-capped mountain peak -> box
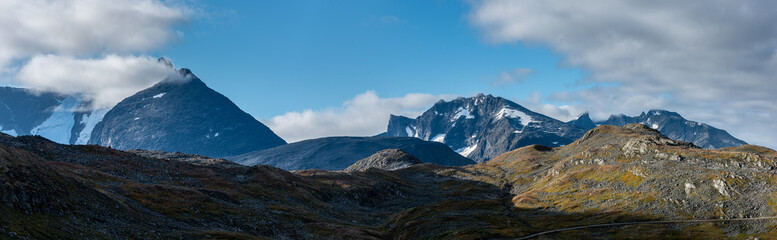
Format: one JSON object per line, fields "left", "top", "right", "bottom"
{"left": 386, "top": 94, "right": 586, "bottom": 162}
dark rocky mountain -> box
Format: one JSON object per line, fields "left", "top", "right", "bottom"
{"left": 566, "top": 112, "right": 596, "bottom": 130}
{"left": 591, "top": 109, "right": 747, "bottom": 149}
{"left": 386, "top": 93, "right": 587, "bottom": 162}
{"left": 88, "top": 68, "right": 286, "bottom": 157}
{"left": 0, "top": 87, "right": 62, "bottom": 136}
{"left": 344, "top": 149, "right": 422, "bottom": 172}
{"left": 227, "top": 136, "right": 475, "bottom": 170}
{"left": 4, "top": 125, "right": 777, "bottom": 239}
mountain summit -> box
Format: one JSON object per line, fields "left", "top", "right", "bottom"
{"left": 566, "top": 112, "right": 596, "bottom": 130}
{"left": 386, "top": 94, "right": 587, "bottom": 162}
{"left": 88, "top": 68, "right": 286, "bottom": 157}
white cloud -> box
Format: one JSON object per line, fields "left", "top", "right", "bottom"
{"left": 0, "top": 0, "right": 190, "bottom": 108}
{"left": 267, "top": 91, "right": 456, "bottom": 143}
{"left": 513, "top": 92, "right": 585, "bottom": 122}
{"left": 17, "top": 55, "right": 181, "bottom": 108}
{"left": 470, "top": 0, "right": 777, "bottom": 149}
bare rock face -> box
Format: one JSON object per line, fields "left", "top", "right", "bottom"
{"left": 88, "top": 68, "right": 286, "bottom": 158}
{"left": 344, "top": 149, "right": 422, "bottom": 172}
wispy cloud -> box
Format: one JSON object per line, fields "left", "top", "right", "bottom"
{"left": 17, "top": 55, "right": 182, "bottom": 109}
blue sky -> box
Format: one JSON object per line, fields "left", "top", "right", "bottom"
{"left": 154, "top": 0, "right": 585, "bottom": 119}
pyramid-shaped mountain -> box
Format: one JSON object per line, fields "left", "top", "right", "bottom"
{"left": 88, "top": 68, "right": 286, "bottom": 157}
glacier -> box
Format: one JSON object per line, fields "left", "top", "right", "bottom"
{"left": 30, "top": 97, "right": 79, "bottom": 144}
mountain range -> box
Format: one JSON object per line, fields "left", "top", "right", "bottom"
{"left": 387, "top": 94, "right": 748, "bottom": 163}
{"left": 0, "top": 64, "right": 750, "bottom": 170}
{"left": 0, "top": 60, "right": 771, "bottom": 239}
{"left": 570, "top": 109, "right": 748, "bottom": 149}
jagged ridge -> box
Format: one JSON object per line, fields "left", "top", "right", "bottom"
{"left": 386, "top": 93, "right": 587, "bottom": 162}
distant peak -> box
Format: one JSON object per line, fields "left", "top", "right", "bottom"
{"left": 157, "top": 57, "right": 174, "bottom": 69}
{"left": 154, "top": 68, "right": 201, "bottom": 86}
{"left": 572, "top": 112, "right": 592, "bottom": 120}
{"left": 644, "top": 109, "right": 682, "bottom": 118}
{"left": 178, "top": 68, "right": 193, "bottom": 76}
{"left": 474, "top": 93, "right": 495, "bottom": 99}
{"left": 568, "top": 112, "right": 596, "bottom": 130}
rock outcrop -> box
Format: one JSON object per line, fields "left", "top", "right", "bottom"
{"left": 344, "top": 149, "right": 422, "bottom": 172}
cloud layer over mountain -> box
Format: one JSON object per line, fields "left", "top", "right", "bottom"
{"left": 0, "top": 0, "right": 189, "bottom": 108}
{"left": 470, "top": 0, "right": 777, "bottom": 148}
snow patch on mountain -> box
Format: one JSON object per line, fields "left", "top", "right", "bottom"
{"left": 75, "top": 108, "right": 109, "bottom": 144}
{"left": 456, "top": 144, "right": 477, "bottom": 157}
{"left": 30, "top": 97, "right": 79, "bottom": 144}
{"left": 153, "top": 93, "right": 166, "bottom": 98}
{"left": 431, "top": 134, "right": 445, "bottom": 143}
{"left": 452, "top": 107, "right": 475, "bottom": 121}
{"left": 405, "top": 126, "right": 415, "bottom": 137}
{"left": 0, "top": 125, "right": 17, "bottom": 136}
{"left": 495, "top": 107, "right": 536, "bottom": 126}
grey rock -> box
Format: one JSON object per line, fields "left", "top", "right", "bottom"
{"left": 344, "top": 149, "right": 422, "bottom": 172}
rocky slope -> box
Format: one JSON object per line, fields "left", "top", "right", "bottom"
{"left": 591, "top": 109, "right": 747, "bottom": 149}
{"left": 227, "top": 136, "right": 474, "bottom": 170}
{"left": 3, "top": 124, "right": 777, "bottom": 239}
{"left": 344, "top": 149, "right": 422, "bottom": 172}
{"left": 88, "top": 68, "right": 286, "bottom": 157}
{"left": 386, "top": 93, "right": 587, "bottom": 162}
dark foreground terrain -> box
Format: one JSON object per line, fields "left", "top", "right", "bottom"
{"left": 2, "top": 124, "right": 777, "bottom": 239}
